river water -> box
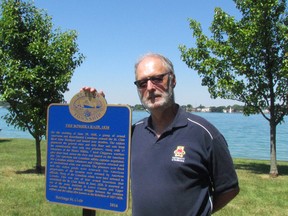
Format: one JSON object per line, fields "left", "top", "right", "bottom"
{"left": 0, "top": 108, "right": 287, "bottom": 161}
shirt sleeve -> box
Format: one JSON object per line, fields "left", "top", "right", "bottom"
{"left": 209, "top": 134, "right": 239, "bottom": 196}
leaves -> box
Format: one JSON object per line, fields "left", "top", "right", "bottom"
{"left": 0, "top": 0, "right": 84, "bottom": 139}
{"left": 179, "top": 0, "right": 288, "bottom": 124}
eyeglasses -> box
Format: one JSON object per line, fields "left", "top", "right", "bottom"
{"left": 134, "top": 72, "right": 170, "bottom": 89}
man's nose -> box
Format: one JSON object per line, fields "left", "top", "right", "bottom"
{"left": 146, "top": 80, "right": 155, "bottom": 90}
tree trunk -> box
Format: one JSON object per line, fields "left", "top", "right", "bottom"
{"left": 269, "top": 121, "right": 278, "bottom": 177}
{"left": 35, "top": 137, "right": 42, "bottom": 174}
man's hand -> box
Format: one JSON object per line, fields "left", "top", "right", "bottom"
{"left": 80, "top": 87, "right": 105, "bottom": 98}
{"left": 212, "top": 186, "right": 240, "bottom": 214}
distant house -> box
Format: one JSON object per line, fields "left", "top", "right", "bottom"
{"left": 196, "top": 107, "right": 211, "bottom": 112}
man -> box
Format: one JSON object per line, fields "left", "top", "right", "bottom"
{"left": 83, "top": 53, "right": 239, "bottom": 216}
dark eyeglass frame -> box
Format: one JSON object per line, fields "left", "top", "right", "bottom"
{"left": 134, "top": 72, "right": 170, "bottom": 89}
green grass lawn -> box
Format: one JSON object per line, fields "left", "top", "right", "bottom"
{"left": 0, "top": 138, "right": 288, "bottom": 216}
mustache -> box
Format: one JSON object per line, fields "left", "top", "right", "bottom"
{"left": 147, "top": 92, "right": 161, "bottom": 99}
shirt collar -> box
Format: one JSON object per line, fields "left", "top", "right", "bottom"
{"left": 144, "top": 104, "right": 188, "bottom": 133}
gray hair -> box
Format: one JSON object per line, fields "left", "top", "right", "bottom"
{"left": 134, "top": 53, "right": 175, "bottom": 75}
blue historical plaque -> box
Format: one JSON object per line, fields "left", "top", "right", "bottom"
{"left": 46, "top": 92, "right": 131, "bottom": 212}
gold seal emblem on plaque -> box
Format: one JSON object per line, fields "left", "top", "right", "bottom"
{"left": 69, "top": 91, "right": 107, "bottom": 122}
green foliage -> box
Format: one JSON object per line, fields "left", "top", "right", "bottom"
{"left": 179, "top": 0, "right": 288, "bottom": 176}
{"left": 179, "top": 0, "right": 288, "bottom": 122}
{"left": 210, "top": 106, "right": 227, "bottom": 113}
{"left": 0, "top": 0, "right": 84, "bottom": 170}
{"left": 0, "top": 101, "right": 9, "bottom": 107}
{"left": 0, "top": 0, "right": 84, "bottom": 138}
{"left": 133, "top": 104, "right": 146, "bottom": 110}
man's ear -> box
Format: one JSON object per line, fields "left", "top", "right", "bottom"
{"left": 171, "top": 74, "right": 176, "bottom": 88}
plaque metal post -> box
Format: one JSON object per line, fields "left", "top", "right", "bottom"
{"left": 82, "top": 208, "right": 96, "bottom": 216}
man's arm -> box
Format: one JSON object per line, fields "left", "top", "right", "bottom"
{"left": 212, "top": 186, "right": 240, "bottom": 214}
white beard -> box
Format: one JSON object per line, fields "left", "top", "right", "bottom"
{"left": 139, "top": 78, "right": 175, "bottom": 112}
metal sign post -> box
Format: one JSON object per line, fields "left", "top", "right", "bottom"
{"left": 83, "top": 209, "right": 96, "bottom": 216}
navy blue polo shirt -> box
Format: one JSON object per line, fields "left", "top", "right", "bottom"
{"left": 131, "top": 106, "right": 238, "bottom": 216}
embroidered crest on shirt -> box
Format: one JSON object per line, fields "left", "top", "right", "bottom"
{"left": 172, "top": 146, "right": 186, "bottom": 162}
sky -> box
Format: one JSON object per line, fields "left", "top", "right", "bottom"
{"left": 34, "top": 0, "right": 242, "bottom": 107}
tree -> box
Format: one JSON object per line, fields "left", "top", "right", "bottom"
{"left": 232, "top": 104, "right": 244, "bottom": 113}
{"left": 186, "top": 104, "right": 193, "bottom": 112}
{"left": 133, "top": 104, "right": 146, "bottom": 110}
{"left": 210, "top": 106, "right": 226, "bottom": 113}
{"left": 179, "top": 0, "right": 288, "bottom": 177}
{"left": 0, "top": 0, "right": 84, "bottom": 173}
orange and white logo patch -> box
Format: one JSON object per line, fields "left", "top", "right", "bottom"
{"left": 172, "top": 146, "right": 186, "bottom": 162}
{"left": 174, "top": 146, "right": 186, "bottom": 158}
